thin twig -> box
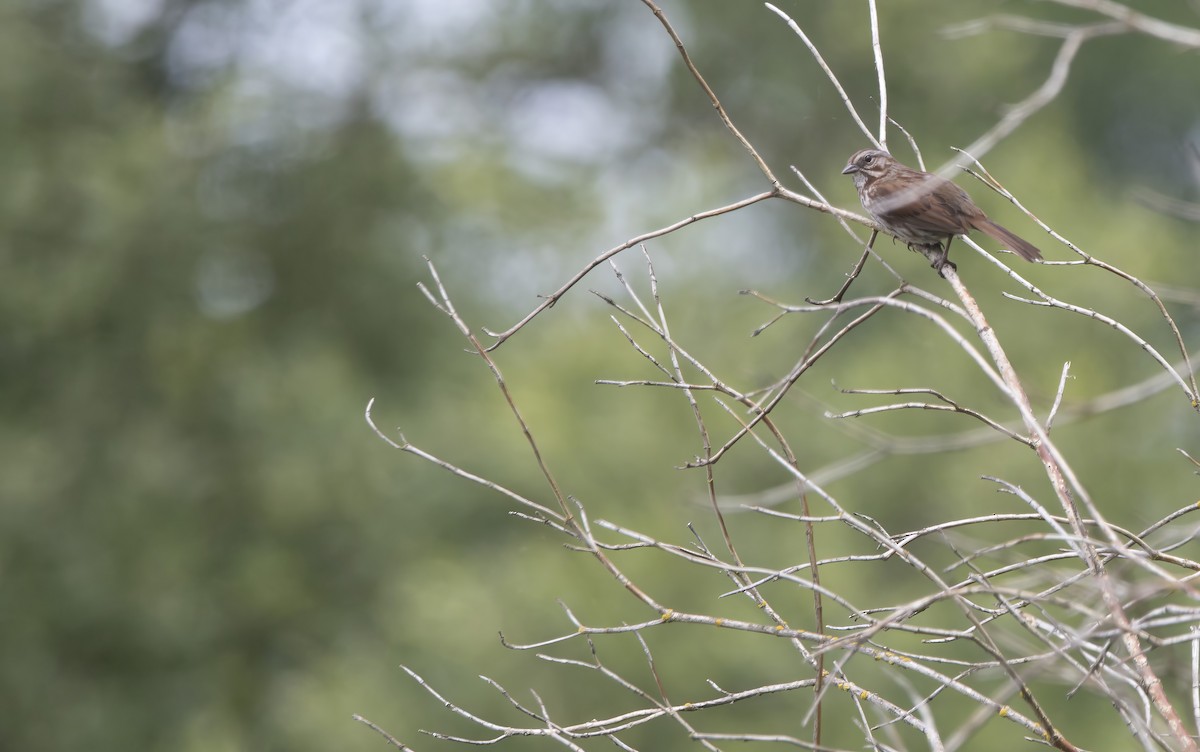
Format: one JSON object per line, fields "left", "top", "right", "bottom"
{"left": 764, "top": 3, "right": 880, "bottom": 148}
{"left": 867, "top": 0, "right": 888, "bottom": 148}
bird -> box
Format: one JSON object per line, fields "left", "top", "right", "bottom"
{"left": 841, "top": 148, "right": 1042, "bottom": 274}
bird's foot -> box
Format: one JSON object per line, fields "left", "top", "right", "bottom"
{"left": 910, "top": 242, "right": 954, "bottom": 277}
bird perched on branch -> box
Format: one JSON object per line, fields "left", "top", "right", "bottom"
{"left": 842, "top": 148, "right": 1042, "bottom": 274}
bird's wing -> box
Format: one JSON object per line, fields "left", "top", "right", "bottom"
{"left": 871, "top": 174, "right": 977, "bottom": 235}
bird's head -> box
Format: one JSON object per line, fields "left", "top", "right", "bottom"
{"left": 841, "top": 149, "right": 895, "bottom": 179}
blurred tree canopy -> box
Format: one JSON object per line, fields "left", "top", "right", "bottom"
{"left": 2, "top": 1, "right": 1198, "bottom": 750}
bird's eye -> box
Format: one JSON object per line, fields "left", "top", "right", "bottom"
{"left": 863, "top": 155, "right": 874, "bottom": 165}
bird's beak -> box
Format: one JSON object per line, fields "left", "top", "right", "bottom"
{"left": 841, "top": 163, "right": 857, "bottom": 175}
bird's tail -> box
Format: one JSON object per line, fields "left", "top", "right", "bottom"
{"left": 973, "top": 218, "right": 1043, "bottom": 262}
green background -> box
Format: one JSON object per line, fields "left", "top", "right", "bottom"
{"left": 4, "top": 0, "right": 1199, "bottom": 749}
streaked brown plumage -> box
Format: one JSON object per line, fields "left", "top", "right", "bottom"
{"left": 842, "top": 149, "right": 1042, "bottom": 273}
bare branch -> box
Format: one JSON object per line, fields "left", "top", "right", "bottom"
{"left": 375, "top": 4, "right": 1200, "bottom": 750}
{"left": 764, "top": 3, "right": 880, "bottom": 148}
{"left": 1042, "top": 0, "right": 1200, "bottom": 47}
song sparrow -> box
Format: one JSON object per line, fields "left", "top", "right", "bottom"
{"left": 842, "top": 149, "right": 1042, "bottom": 273}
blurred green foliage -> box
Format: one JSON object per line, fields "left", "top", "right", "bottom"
{"left": 3, "top": 0, "right": 1199, "bottom": 750}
